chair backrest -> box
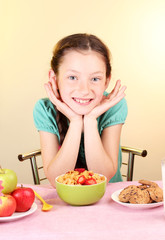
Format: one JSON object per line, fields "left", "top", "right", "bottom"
{"left": 121, "top": 146, "right": 147, "bottom": 181}
{"left": 18, "top": 146, "right": 147, "bottom": 184}
{"left": 18, "top": 149, "right": 42, "bottom": 184}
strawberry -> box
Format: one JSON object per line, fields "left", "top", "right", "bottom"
{"left": 89, "top": 172, "right": 94, "bottom": 176}
{"left": 85, "top": 178, "right": 97, "bottom": 185}
{"left": 74, "top": 168, "right": 85, "bottom": 173}
{"left": 77, "top": 175, "right": 86, "bottom": 185}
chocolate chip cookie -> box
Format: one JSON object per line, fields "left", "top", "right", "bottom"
{"left": 138, "top": 179, "right": 158, "bottom": 188}
{"left": 129, "top": 188, "right": 151, "bottom": 204}
{"left": 118, "top": 180, "right": 163, "bottom": 204}
{"left": 118, "top": 185, "right": 138, "bottom": 203}
{"left": 147, "top": 187, "right": 163, "bottom": 202}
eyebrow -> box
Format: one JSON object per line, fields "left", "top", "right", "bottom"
{"left": 66, "top": 70, "right": 80, "bottom": 74}
{"left": 90, "top": 71, "right": 104, "bottom": 76}
{"left": 66, "top": 70, "right": 104, "bottom": 76}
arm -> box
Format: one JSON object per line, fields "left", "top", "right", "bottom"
{"left": 84, "top": 118, "right": 122, "bottom": 181}
{"left": 40, "top": 118, "right": 83, "bottom": 187}
{"left": 40, "top": 81, "right": 83, "bottom": 187}
{"left": 84, "top": 80, "right": 126, "bottom": 181}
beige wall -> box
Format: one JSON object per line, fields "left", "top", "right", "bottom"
{"left": 1, "top": 0, "right": 165, "bottom": 184}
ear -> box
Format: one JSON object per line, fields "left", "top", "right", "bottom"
{"left": 104, "top": 76, "right": 111, "bottom": 90}
{"left": 48, "top": 69, "right": 58, "bottom": 88}
{"left": 49, "top": 69, "right": 56, "bottom": 82}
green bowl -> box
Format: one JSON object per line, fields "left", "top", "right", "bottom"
{"left": 55, "top": 174, "right": 107, "bottom": 206}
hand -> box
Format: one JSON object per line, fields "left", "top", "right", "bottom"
{"left": 44, "top": 81, "right": 82, "bottom": 122}
{"left": 85, "top": 80, "right": 126, "bottom": 119}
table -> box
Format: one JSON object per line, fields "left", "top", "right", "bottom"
{"left": 1, "top": 181, "right": 165, "bottom": 240}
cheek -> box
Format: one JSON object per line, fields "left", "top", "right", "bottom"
{"left": 96, "top": 90, "right": 104, "bottom": 101}
{"left": 60, "top": 92, "right": 66, "bottom": 102}
{"left": 59, "top": 89, "right": 69, "bottom": 103}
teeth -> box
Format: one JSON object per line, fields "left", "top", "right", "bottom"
{"left": 74, "top": 98, "right": 90, "bottom": 104}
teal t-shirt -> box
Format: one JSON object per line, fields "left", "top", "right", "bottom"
{"left": 33, "top": 95, "right": 128, "bottom": 183}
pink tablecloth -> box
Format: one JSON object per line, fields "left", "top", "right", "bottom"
{"left": 1, "top": 181, "right": 165, "bottom": 240}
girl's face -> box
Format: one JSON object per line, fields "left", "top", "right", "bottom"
{"left": 57, "top": 50, "right": 110, "bottom": 115}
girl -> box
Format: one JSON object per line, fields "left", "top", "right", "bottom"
{"left": 33, "top": 33, "right": 127, "bottom": 187}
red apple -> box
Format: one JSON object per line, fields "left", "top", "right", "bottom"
{"left": 11, "top": 186, "right": 35, "bottom": 212}
{"left": 0, "top": 195, "right": 16, "bottom": 217}
{"left": 0, "top": 168, "right": 17, "bottom": 194}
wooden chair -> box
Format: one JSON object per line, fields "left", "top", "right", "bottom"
{"left": 18, "top": 146, "right": 147, "bottom": 184}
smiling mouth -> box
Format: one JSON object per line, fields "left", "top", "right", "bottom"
{"left": 73, "top": 98, "right": 92, "bottom": 104}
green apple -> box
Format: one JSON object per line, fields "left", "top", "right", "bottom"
{"left": 0, "top": 168, "right": 17, "bottom": 194}
{"left": 0, "top": 195, "right": 16, "bottom": 217}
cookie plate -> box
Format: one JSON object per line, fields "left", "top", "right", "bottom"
{"left": 111, "top": 189, "right": 163, "bottom": 209}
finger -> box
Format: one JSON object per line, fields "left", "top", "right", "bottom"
{"left": 48, "top": 79, "right": 60, "bottom": 99}
{"left": 113, "top": 79, "right": 121, "bottom": 90}
{"left": 109, "top": 86, "right": 126, "bottom": 106}
{"left": 111, "top": 92, "right": 126, "bottom": 106}
{"left": 116, "top": 85, "right": 127, "bottom": 97}
{"left": 44, "top": 83, "right": 58, "bottom": 104}
{"left": 107, "top": 80, "right": 121, "bottom": 100}
{"left": 105, "top": 85, "right": 126, "bottom": 108}
{"left": 44, "top": 83, "right": 53, "bottom": 101}
{"left": 45, "top": 81, "right": 60, "bottom": 101}
{"left": 51, "top": 78, "right": 60, "bottom": 99}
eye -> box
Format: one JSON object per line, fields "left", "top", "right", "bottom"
{"left": 91, "top": 77, "right": 100, "bottom": 82}
{"left": 68, "top": 76, "right": 77, "bottom": 80}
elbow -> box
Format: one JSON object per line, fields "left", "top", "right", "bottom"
{"left": 49, "top": 178, "right": 56, "bottom": 188}
{"left": 46, "top": 173, "right": 56, "bottom": 188}
{"left": 106, "top": 162, "right": 118, "bottom": 182}
{"left": 44, "top": 166, "right": 56, "bottom": 188}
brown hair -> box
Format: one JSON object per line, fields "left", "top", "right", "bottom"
{"left": 50, "top": 33, "right": 112, "bottom": 145}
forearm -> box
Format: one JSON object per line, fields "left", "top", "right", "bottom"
{"left": 84, "top": 117, "right": 117, "bottom": 181}
{"left": 46, "top": 120, "right": 83, "bottom": 186}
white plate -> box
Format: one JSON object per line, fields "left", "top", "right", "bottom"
{"left": 0, "top": 202, "right": 37, "bottom": 222}
{"left": 111, "top": 189, "right": 164, "bottom": 209}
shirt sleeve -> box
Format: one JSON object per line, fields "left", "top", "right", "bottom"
{"left": 98, "top": 98, "right": 128, "bottom": 134}
{"left": 33, "top": 98, "right": 60, "bottom": 141}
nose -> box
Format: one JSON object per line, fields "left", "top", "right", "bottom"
{"left": 78, "top": 80, "right": 90, "bottom": 95}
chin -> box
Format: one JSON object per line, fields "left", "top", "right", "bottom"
{"left": 73, "top": 108, "right": 93, "bottom": 115}
{"left": 70, "top": 102, "right": 98, "bottom": 115}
